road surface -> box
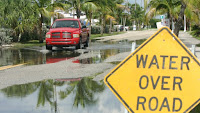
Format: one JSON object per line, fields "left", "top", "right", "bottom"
{"left": 0, "top": 29, "right": 199, "bottom": 89}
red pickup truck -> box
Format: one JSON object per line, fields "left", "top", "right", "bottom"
{"left": 45, "top": 18, "right": 89, "bottom": 50}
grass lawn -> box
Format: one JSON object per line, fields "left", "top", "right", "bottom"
{"left": 12, "top": 40, "right": 45, "bottom": 49}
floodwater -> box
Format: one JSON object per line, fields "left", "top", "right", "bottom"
{"left": 0, "top": 77, "right": 124, "bottom": 113}
{"left": 0, "top": 40, "right": 199, "bottom": 113}
{"left": 0, "top": 40, "right": 132, "bottom": 66}
{"left": 0, "top": 77, "right": 199, "bottom": 113}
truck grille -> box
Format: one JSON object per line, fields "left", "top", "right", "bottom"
{"left": 52, "top": 32, "right": 60, "bottom": 38}
{"left": 51, "top": 32, "right": 71, "bottom": 38}
{"left": 62, "top": 32, "right": 71, "bottom": 38}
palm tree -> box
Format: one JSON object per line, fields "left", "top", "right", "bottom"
{"left": 59, "top": 77, "right": 105, "bottom": 108}
{"left": 130, "top": 3, "right": 145, "bottom": 30}
{"left": 173, "top": 0, "right": 186, "bottom": 36}
{"left": 0, "top": 0, "right": 38, "bottom": 42}
{"left": 64, "top": 0, "right": 84, "bottom": 19}
{"left": 114, "top": 1, "right": 125, "bottom": 26}
{"left": 82, "top": 1, "right": 98, "bottom": 37}
{"left": 184, "top": 0, "right": 200, "bottom": 30}
{"left": 148, "top": 0, "right": 181, "bottom": 30}
{"left": 33, "top": 0, "right": 52, "bottom": 43}
{"left": 93, "top": 0, "right": 117, "bottom": 36}
{"left": 33, "top": 0, "right": 66, "bottom": 43}
{"left": 36, "top": 80, "right": 54, "bottom": 106}
{"left": 147, "top": 0, "right": 196, "bottom": 36}
{"left": 1, "top": 83, "right": 38, "bottom": 98}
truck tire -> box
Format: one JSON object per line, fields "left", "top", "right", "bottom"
{"left": 46, "top": 45, "right": 52, "bottom": 50}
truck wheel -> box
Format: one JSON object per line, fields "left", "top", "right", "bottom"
{"left": 46, "top": 45, "right": 52, "bottom": 50}
{"left": 76, "top": 38, "right": 82, "bottom": 49}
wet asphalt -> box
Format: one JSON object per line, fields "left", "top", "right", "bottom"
{"left": 0, "top": 29, "right": 200, "bottom": 90}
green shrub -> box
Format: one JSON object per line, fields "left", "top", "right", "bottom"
{"left": 20, "top": 30, "right": 39, "bottom": 42}
{"left": 0, "top": 32, "right": 12, "bottom": 45}
{"left": 191, "top": 25, "right": 200, "bottom": 38}
{"left": 149, "top": 19, "right": 160, "bottom": 28}
{"left": 0, "top": 29, "right": 12, "bottom": 45}
{"left": 104, "top": 25, "right": 109, "bottom": 33}
{"left": 129, "top": 26, "right": 133, "bottom": 30}
{"left": 91, "top": 25, "right": 118, "bottom": 34}
{"left": 91, "top": 26, "right": 101, "bottom": 34}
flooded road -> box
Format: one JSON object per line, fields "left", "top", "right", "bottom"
{"left": 0, "top": 37, "right": 199, "bottom": 113}
{"left": 0, "top": 40, "right": 131, "bottom": 67}
{"left": 0, "top": 77, "right": 199, "bottom": 113}
{"left": 0, "top": 77, "right": 124, "bottom": 113}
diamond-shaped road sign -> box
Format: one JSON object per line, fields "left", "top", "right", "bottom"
{"left": 104, "top": 27, "right": 200, "bottom": 113}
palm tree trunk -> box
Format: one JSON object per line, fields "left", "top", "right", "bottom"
{"left": 123, "top": 17, "right": 126, "bottom": 31}
{"left": 89, "top": 13, "right": 92, "bottom": 38}
{"left": 39, "top": 14, "right": 43, "bottom": 43}
{"left": 76, "top": 8, "right": 81, "bottom": 19}
{"left": 174, "top": 0, "right": 186, "bottom": 36}
{"left": 109, "top": 18, "right": 112, "bottom": 34}
{"left": 101, "top": 15, "right": 104, "bottom": 36}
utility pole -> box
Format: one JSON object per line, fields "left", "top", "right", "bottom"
{"left": 51, "top": 0, "right": 54, "bottom": 25}
{"left": 184, "top": 15, "right": 186, "bottom": 32}
{"left": 133, "top": 0, "right": 136, "bottom": 30}
{"left": 123, "top": 0, "right": 128, "bottom": 31}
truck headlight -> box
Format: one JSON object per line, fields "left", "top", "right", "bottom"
{"left": 73, "top": 34, "right": 79, "bottom": 38}
{"left": 46, "top": 34, "right": 51, "bottom": 38}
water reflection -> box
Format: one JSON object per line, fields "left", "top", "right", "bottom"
{"left": 0, "top": 47, "right": 131, "bottom": 66}
{"left": 59, "top": 77, "right": 105, "bottom": 108}
{"left": 0, "top": 40, "right": 133, "bottom": 66}
{"left": 0, "top": 77, "right": 111, "bottom": 113}
{"left": 0, "top": 76, "right": 199, "bottom": 113}
{"left": 0, "top": 48, "right": 81, "bottom": 66}
{"left": 1, "top": 82, "right": 38, "bottom": 98}
{"left": 75, "top": 49, "right": 130, "bottom": 64}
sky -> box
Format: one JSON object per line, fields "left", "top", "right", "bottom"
{"left": 127, "top": 0, "right": 144, "bottom": 7}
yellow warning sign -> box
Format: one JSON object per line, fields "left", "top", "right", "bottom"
{"left": 104, "top": 27, "right": 200, "bottom": 113}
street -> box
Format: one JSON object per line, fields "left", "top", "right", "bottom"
{"left": 0, "top": 29, "right": 200, "bottom": 89}
{"left": 0, "top": 29, "right": 199, "bottom": 113}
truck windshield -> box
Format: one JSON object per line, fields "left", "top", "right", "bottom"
{"left": 52, "top": 20, "right": 79, "bottom": 28}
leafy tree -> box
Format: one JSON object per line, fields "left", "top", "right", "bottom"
{"left": 0, "top": 0, "right": 39, "bottom": 42}
{"left": 147, "top": 0, "right": 196, "bottom": 36}
{"left": 148, "top": 0, "right": 181, "bottom": 30}
{"left": 82, "top": 1, "right": 98, "bottom": 36}
{"left": 33, "top": 0, "right": 66, "bottom": 43}
{"left": 113, "top": 0, "right": 125, "bottom": 25}
{"left": 93, "top": 0, "right": 117, "bottom": 35}
{"left": 184, "top": 0, "right": 200, "bottom": 31}
{"left": 130, "top": 3, "right": 145, "bottom": 30}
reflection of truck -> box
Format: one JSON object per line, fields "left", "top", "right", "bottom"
{"left": 45, "top": 18, "right": 89, "bottom": 50}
